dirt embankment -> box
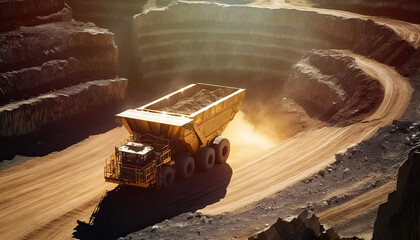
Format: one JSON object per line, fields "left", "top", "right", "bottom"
{"left": 0, "top": 2, "right": 128, "bottom": 143}
{"left": 0, "top": 0, "right": 72, "bottom": 32}
{"left": 0, "top": 1, "right": 419, "bottom": 240}
{"left": 0, "top": 22, "right": 119, "bottom": 105}
{"left": 0, "top": 78, "right": 127, "bottom": 136}
{"left": 131, "top": 1, "right": 419, "bottom": 128}
{"left": 65, "top": 0, "right": 147, "bottom": 91}
{"left": 284, "top": 49, "right": 384, "bottom": 125}
{"left": 132, "top": 1, "right": 420, "bottom": 85}
{"left": 312, "top": 0, "right": 420, "bottom": 23}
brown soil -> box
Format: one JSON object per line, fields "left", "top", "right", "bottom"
{"left": 0, "top": 0, "right": 126, "bottom": 142}
{"left": 0, "top": 0, "right": 419, "bottom": 239}
{"left": 0, "top": 50, "right": 414, "bottom": 240}
{"left": 284, "top": 49, "right": 385, "bottom": 126}
{"left": 159, "top": 88, "right": 226, "bottom": 115}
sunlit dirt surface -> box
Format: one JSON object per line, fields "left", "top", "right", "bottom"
{"left": 203, "top": 53, "right": 412, "bottom": 214}
{"left": 223, "top": 112, "right": 279, "bottom": 167}
{"left": 0, "top": 52, "right": 412, "bottom": 239}
{"left": 0, "top": 1, "right": 417, "bottom": 239}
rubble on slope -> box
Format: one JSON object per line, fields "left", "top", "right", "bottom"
{"left": 0, "top": 78, "right": 127, "bottom": 137}
{"left": 0, "top": 0, "right": 128, "bottom": 140}
{"left": 249, "top": 210, "right": 363, "bottom": 240}
{"left": 159, "top": 88, "right": 227, "bottom": 115}
{"left": 284, "top": 49, "right": 384, "bottom": 125}
{"left": 0, "top": 0, "right": 72, "bottom": 32}
{"left": 115, "top": 120, "right": 419, "bottom": 240}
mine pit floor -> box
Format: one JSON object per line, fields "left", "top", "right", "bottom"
{"left": 1, "top": 1, "right": 419, "bottom": 240}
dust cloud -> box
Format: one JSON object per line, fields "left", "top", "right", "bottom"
{"left": 223, "top": 111, "right": 280, "bottom": 168}
{"left": 222, "top": 95, "right": 325, "bottom": 170}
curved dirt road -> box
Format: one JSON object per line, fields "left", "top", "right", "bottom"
{"left": 0, "top": 7, "right": 415, "bottom": 240}
{"left": 202, "top": 53, "right": 412, "bottom": 214}
{"left": 318, "top": 180, "right": 396, "bottom": 225}
{"left": 0, "top": 54, "right": 412, "bottom": 240}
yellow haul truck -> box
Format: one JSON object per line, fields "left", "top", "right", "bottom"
{"left": 104, "top": 83, "right": 245, "bottom": 189}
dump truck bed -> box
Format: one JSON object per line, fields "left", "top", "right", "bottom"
{"left": 116, "top": 83, "right": 245, "bottom": 155}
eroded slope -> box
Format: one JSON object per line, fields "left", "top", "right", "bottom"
{"left": 0, "top": 1, "right": 418, "bottom": 239}
{"left": 0, "top": 2, "right": 128, "bottom": 140}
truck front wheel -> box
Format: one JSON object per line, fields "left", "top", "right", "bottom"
{"left": 176, "top": 154, "right": 195, "bottom": 179}
{"left": 161, "top": 166, "right": 175, "bottom": 188}
{"left": 213, "top": 136, "right": 230, "bottom": 164}
{"left": 197, "top": 147, "right": 215, "bottom": 171}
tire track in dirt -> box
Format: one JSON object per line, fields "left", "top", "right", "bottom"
{"left": 318, "top": 180, "right": 396, "bottom": 225}
{"left": 202, "top": 53, "right": 412, "bottom": 215}
{"left": 0, "top": 52, "right": 412, "bottom": 240}
{"left": 0, "top": 8, "right": 415, "bottom": 240}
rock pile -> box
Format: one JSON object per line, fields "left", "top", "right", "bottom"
{"left": 249, "top": 210, "right": 363, "bottom": 240}
{"left": 159, "top": 88, "right": 226, "bottom": 115}
{"left": 0, "top": 0, "right": 128, "bottom": 137}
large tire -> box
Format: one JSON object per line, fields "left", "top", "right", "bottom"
{"left": 213, "top": 136, "right": 230, "bottom": 164}
{"left": 197, "top": 147, "right": 215, "bottom": 171}
{"left": 160, "top": 166, "right": 175, "bottom": 189}
{"left": 176, "top": 153, "right": 195, "bottom": 180}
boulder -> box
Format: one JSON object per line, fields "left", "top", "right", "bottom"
{"left": 249, "top": 210, "right": 363, "bottom": 240}
{"left": 372, "top": 144, "right": 420, "bottom": 240}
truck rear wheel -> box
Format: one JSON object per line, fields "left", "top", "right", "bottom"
{"left": 161, "top": 166, "right": 175, "bottom": 188}
{"left": 176, "top": 154, "right": 195, "bottom": 179}
{"left": 213, "top": 136, "right": 230, "bottom": 164}
{"left": 197, "top": 147, "right": 215, "bottom": 171}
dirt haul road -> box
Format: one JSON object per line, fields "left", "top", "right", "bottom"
{"left": 201, "top": 54, "right": 413, "bottom": 214}
{"left": 0, "top": 11, "right": 415, "bottom": 240}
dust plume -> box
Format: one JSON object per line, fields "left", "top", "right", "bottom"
{"left": 223, "top": 111, "right": 279, "bottom": 168}
{"left": 222, "top": 96, "right": 324, "bottom": 170}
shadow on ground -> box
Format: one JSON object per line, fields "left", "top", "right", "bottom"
{"left": 73, "top": 163, "right": 233, "bottom": 240}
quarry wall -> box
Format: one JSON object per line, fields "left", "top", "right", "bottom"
{"left": 372, "top": 144, "right": 420, "bottom": 240}
{"left": 0, "top": 1, "right": 128, "bottom": 138}
{"left": 284, "top": 49, "right": 384, "bottom": 124}
{"left": 313, "top": 0, "right": 420, "bottom": 23}
{"left": 66, "top": 0, "right": 147, "bottom": 86}
{"left": 132, "top": 1, "right": 418, "bottom": 122}
{"left": 0, "top": 0, "right": 72, "bottom": 32}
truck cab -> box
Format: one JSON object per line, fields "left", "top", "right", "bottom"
{"left": 119, "top": 142, "right": 154, "bottom": 167}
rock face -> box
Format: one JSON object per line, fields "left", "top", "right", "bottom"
{"left": 131, "top": 1, "right": 418, "bottom": 116}
{"left": 65, "top": 0, "right": 147, "bottom": 87}
{"left": 0, "top": 0, "right": 72, "bottom": 32}
{"left": 132, "top": 1, "right": 419, "bottom": 79}
{"left": 0, "top": 22, "right": 119, "bottom": 104}
{"left": 0, "top": 78, "right": 127, "bottom": 136}
{"left": 284, "top": 49, "right": 384, "bottom": 124}
{"left": 313, "top": 0, "right": 420, "bottom": 23}
{"left": 372, "top": 144, "right": 420, "bottom": 240}
{"left": 249, "top": 210, "right": 362, "bottom": 240}
{"left": 0, "top": 1, "right": 128, "bottom": 137}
